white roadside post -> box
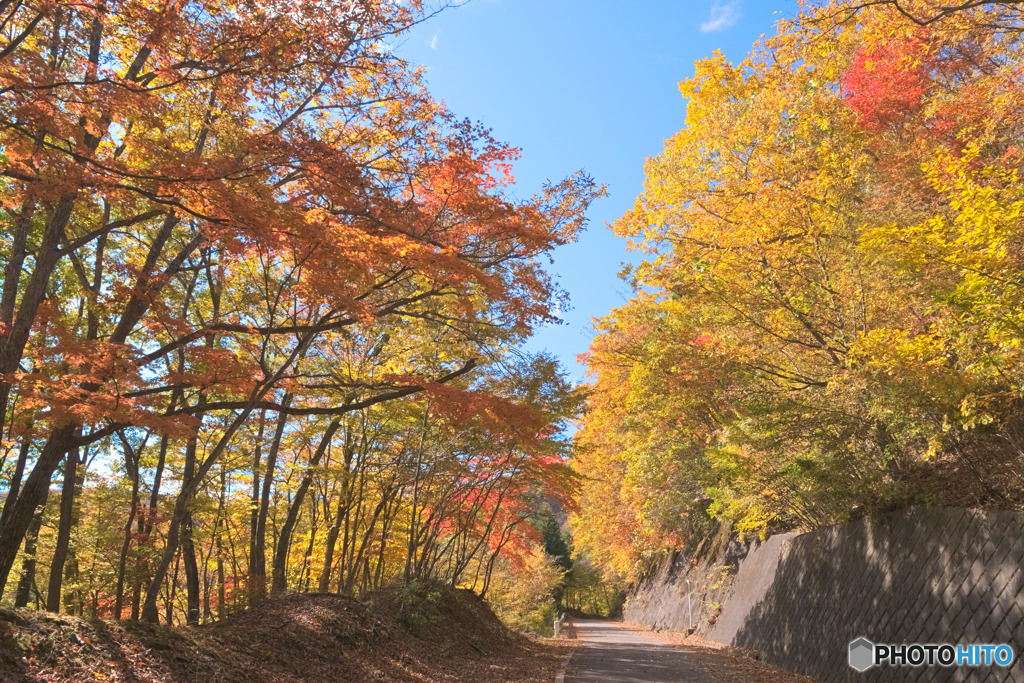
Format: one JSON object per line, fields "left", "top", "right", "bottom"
{"left": 554, "top": 612, "right": 565, "bottom": 638}
{"left": 686, "top": 579, "right": 693, "bottom": 631}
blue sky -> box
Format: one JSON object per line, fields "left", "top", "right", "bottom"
{"left": 398, "top": 1, "right": 798, "bottom": 382}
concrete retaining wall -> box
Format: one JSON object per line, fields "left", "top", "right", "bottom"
{"left": 624, "top": 508, "right": 1023, "bottom": 682}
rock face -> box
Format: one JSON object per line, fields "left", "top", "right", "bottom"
{"left": 623, "top": 508, "right": 1024, "bottom": 682}
{"left": 623, "top": 522, "right": 742, "bottom": 634}
{"left": 623, "top": 521, "right": 799, "bottom": 638}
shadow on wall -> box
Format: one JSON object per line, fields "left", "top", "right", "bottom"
{"left": 727, "top": 508, "right": 1023, "bottom": 683}
{"left": 624, "top": 521, "right": 747, "bottom": 634}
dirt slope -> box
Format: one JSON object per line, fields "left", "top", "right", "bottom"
{"left": 0, "top": 586, "right": 565, "bottom": 682}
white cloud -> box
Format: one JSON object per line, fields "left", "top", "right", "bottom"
{"left": 701, "top": 1, "right": 741, "bottom": 33}
{"left": 430, "top": 30, "right": 440, "bottom": 50}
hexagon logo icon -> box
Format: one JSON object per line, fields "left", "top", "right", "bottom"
{"left": 849, "top": 637, "right": 875, "bottom": 672}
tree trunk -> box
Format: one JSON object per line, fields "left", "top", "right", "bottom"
{"left": 248, "top": 410, "right": 266, "bottom": 601}
{"left": 342, "top": 489, "right": 391, "bottom": 595}
{"left": 132, "top": 434, "right": 168, "bottom": 621}
{"left": 181, "top": 433, "right": 201, "bottom": 625}
{"left": 141, "top": 328, "right": 318, "bottom": 622}
{"left": 0, "top": 424, "right": 75, "bottom": 593}
{"left": 271, "top": 420, "right": 340, "bottom": 595}
{"left": 251, "top": 396, "right": 291, "bottom": 600}
{"left": 405, "top": 405, "right": 429, "bottom": 582}
{"left": 13, "top": 489, "right": 48, "bottom": 608}
{"left": 0, "top": 436, "right": 32, "bottom": 528}
{"left": 46, "top": 445, "right": 80, "bottom": 612}
{"left": 166, "top": 550, "right": 181, "bottom": 625}
{"left": 318, "top": 484, "right": 350, "bottom": 592}
{"left": 114, "top": 435, "right": 143, "bottom": 619}
{"left": 216, "top": 466, "right": 227, "bottom": 618}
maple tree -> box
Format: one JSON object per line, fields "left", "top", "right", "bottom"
{"left": 0, "top": 0, "right": 599, "bottom": 625}
{"left": 825, "top": 0, "right": 1024, "bottom": 26}
{"left": 572, "top": 0, "right": 1022, "bottom": 576}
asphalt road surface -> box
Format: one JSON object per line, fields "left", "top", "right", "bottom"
{"left": 563, "top": 620, "right": 719, "bottom": 683}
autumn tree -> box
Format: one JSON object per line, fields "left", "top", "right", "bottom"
{"left": 0, "top": 0, "right": 601, "bottom": 624}
{"left": 572, "top": 0, "right": 1022, "bottom": 575}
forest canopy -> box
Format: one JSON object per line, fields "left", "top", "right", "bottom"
{"left": 0, "top": 0, "right": 600, "bottom": 623}
{"left": 1, "top": 0, "right": 1021, "bottom": 626}
{"left": 572, "top": 0, "right": 1023, "bottom": 580}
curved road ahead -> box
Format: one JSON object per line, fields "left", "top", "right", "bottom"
{"left": 563, "top": 620, "right": 718, "bottom": 683}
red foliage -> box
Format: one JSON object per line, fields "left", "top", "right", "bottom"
{"left": 842, "top": 35, "right": 933, "bottom": 131}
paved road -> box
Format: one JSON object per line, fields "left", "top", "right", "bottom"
{"left": 563, "top": 620, "right": 718, "bottom": 683}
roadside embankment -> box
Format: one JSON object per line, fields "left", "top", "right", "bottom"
{"left": 0, "top": 584, "right": 566, "bottom": 682}
{"left": 624, "top": 508, "right": 1023, "bottom": 682}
